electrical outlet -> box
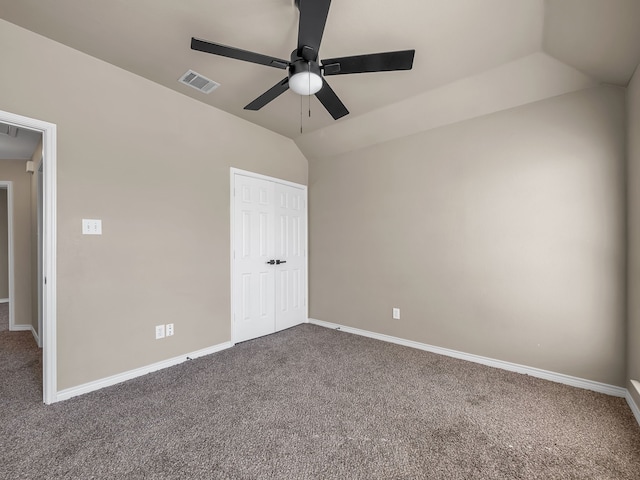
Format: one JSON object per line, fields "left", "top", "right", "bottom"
{"left": 166, "top": 323, "right": 174, "bottom": 336}
{"left": 155, "top": 324, "right": 165, "bottom": 339}
{"left": 392, "top": 308, "right": 401, "bottom": 320}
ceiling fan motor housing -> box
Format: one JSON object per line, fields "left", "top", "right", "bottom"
{"left": 289, "top": 57, "right": 321, "bottom": 78}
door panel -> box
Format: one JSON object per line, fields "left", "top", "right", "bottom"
{"left": 274, "top": 183, "right": 306, "bottom": 331}
{"left": 234, "top": 176, "right": 275, "bottom": 343}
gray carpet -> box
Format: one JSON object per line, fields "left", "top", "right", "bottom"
{"left": 0, "top": 301, "right": 9, "bottom": 331}
{"left": 1, "top": 319, "right": 639, "bottom": 479}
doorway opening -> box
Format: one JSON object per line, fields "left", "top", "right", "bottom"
{"left": 0, "top": 183, "right": 14, "bottom": 331}
{"left": 0, "top": 108, "right": 57, "bottom": 405}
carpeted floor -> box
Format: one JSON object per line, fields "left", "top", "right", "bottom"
{"left": 1, "top": 318, "right": 639, "bottom": 479}
{"left": 0, "top": 301, "right": 9, "bottom": 331}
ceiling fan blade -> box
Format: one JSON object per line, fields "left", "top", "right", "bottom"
{"left": 315, "top": 79, "right": 349, "bottom": 120}
{"left": 191, "top": 38, "right": 289, "bottom": 69}
{"left": 244, "top": 78, "right": 290, "bottom": 111}
{"left": 322, "top": 50, "right": 415, "bottom": 75}
{"left": 296, "top": 0, "right": 332, "bottom": 60}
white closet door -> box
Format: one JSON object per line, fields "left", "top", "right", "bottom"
{"left": 232, "top": 172, "right": 307, "bottom": 343}
{"left": 233, "top": 175, "right": 276, "bottom": 343}
{"left": 274, "top": 183, "right": 307, "bottom": 332}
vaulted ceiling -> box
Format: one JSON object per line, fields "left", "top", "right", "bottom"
{"left": 0, "top": 0, "right": 638, "bottom": 157}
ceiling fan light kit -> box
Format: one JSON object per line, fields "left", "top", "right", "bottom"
{"left": 191, "top": 0, "right": 415, "bottom": 120}
{"left": 288, "top": 60, "right": 322, "bottom": 95}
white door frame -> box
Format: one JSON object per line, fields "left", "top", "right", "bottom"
{"left": 0, "top": 182, "right": 15, "bottom": 331}
{"left": 230, "top": 168, "right": 308, "bottom": 345}
{"left": 0, "top": 108, "right": 57, "bottom": 405}
{"left": 37, "top": 163, "right": 44, "bottom": 348}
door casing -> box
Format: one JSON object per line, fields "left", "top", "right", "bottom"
{"left": 0, "top": 108, "right": 57, "bottom": 405}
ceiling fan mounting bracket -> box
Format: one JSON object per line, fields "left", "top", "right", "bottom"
{"left": 294, "top": 46, "right": 316, "bottom": 62}
{"left": 290, "top": 48, "right": 315, "bottom": 64}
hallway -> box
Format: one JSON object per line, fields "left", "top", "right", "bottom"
{"left": 0, "top": 302, "right": 41, "bottom": 404}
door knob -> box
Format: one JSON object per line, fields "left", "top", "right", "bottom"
{"left": 276, "top": 260, "right": 287, "bottom": 265}
{"left": 266, "top": 260, "right": 276, "bottom": 265}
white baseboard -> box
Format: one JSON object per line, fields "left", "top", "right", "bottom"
{"left": 7, "top": 320, "right": 41, "bottom": 347}
{"left": 11, "top": 324, "right": 32, "bottom": 332}
{"left": 56, "top": 341, "right": 233, "bottom": 402}
{"left": 30, "top": 325, "right": 40, "bottom": 347}
{"left": 627, "top": 381, "right": 640, "bottom": 426}
{"left": 0, "top": 298, "right": 9, "bottom": 303}
{"left": 308, "top": 318, "right": 627, "bottom": 398}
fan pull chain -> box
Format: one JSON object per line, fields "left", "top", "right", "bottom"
{"left": 300, "top": 94, "right": 303, "bottom": 134}
{"left": 308, "top": 62, "right": 312, "bottom": 118}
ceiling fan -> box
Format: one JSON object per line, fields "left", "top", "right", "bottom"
{"left": 191, "top": 0, "right": 415, "bottom": 120}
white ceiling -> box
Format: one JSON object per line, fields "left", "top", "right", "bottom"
{"left": 0, "top": 0, "right": 638, "bottom": 148}
{"left": 0, "top": 122, "right": 41, "bottom": 160}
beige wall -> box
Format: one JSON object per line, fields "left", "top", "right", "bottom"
{"left": 0, "top": 187, "right": 8, "bottom": 299}
{"left": 0, "top": 20, "right": 308, "bottom": 390}
{"left": 0, "top": 160, "right": 33, "bottom": 327}
{"left": 309, "top": 86, "right": 626, "bottom": 386}
{"left": 627, "top": 64, "right": 640, "bottom": 405}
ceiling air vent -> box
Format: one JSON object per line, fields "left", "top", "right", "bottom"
{"left": 179, "top": 69, "right": 220, "bottom": 94}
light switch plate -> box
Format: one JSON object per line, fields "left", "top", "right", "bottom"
{"left": 155, "top": 325, "right": 165, "bottom": 339}
{"left": 82, "top": 219, "right": 102, "bottom": 235}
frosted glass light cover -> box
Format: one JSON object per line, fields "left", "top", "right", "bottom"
{"left": 289, "top": 71, "right": 323, "bottom": 95}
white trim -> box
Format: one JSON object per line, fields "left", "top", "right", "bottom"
{"left": 0, "top": 109, "right": 57, "bottom": 405}
{"left": 229, "top": 169, "right": 235, "bottom": 346}
{"left": 230, "top": 167, "right": 307, "bottom": 190}
{"left": 627, "top": 380, "right": 640, "bottom": 426}
{"left": 305, "top": 190, "right": 309, "bottom": 324}
{"left": 6, "top": 183, "right": 13, "bottom": 332}
{"left": 56, "top": 341, "right": 233, "bottom": 402}
{"left": 36, "top": 162, "right": 43, "bottom": 349}
{"left": 626, "top": 390, "right": 640, "bottom": 426}
{"left": 0, "top": 298, "right": 9, "bottom": 303}
{"left": 631, "top": 380, "right": 640, "bottom": 398}
{"left": 229, "top": 168, "right": 308, "bottom": 345}
{"left": 7, "top": 322, "right": 41, "bottom": 347}
{"left": 0, "top": 182, "right": 15, "bottom": 331}
{"left": 30, "top": 325, "right": 40, "bottom": 346}
{"left": 308, "top": 318, "right": 627, "bottom": 398}
{"left": 11, "top": 324, "right": 31, "bottom": 331}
